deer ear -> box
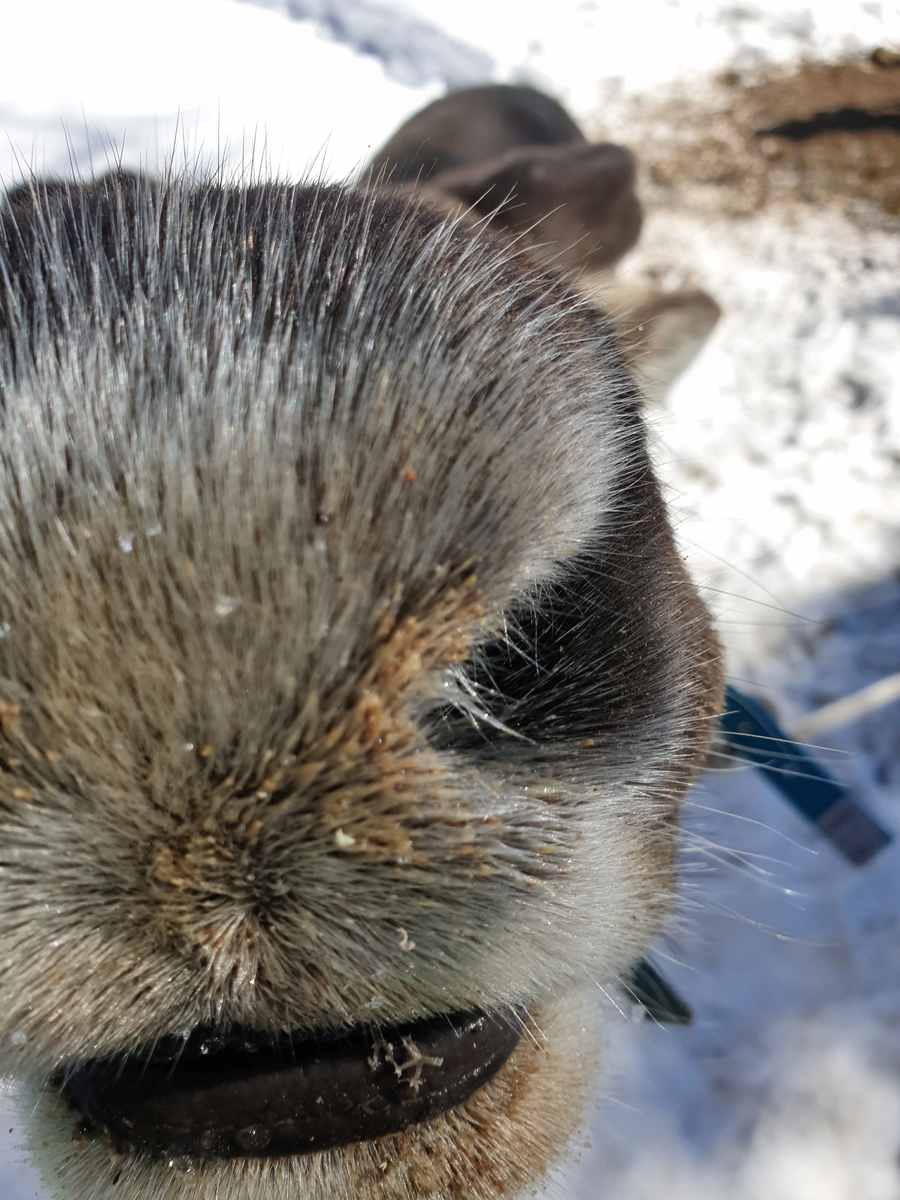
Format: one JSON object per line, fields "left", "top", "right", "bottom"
{"left": 420, "top": 141, "right": 643, "bottom": 273}
{"left": 603, "top": 287, "right": 722, "bottom": 399}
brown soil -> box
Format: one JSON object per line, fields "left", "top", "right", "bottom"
{"left": 585, "top": 50, "right": 900, "bottom": 222}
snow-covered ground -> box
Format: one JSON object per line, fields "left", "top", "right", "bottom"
{"left": 2, "top": 2, "right": 900, "bottom": 1198}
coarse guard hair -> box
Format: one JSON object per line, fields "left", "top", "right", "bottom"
{"left": 0, "top": 171, "right": 721, "bottom": 1200}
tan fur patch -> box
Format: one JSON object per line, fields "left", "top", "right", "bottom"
{"left": 301, "top": 575, "right": 486, "bottom": 863}
{"left": 137, "top": 575, "right": 488, "bottom": 967}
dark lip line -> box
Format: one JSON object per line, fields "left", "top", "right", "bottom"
{"left": 60, "top": 1007, "right": 525, "bottom": 1162}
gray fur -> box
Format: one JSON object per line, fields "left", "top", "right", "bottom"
{"left": 0, "top": 171, "right": 721, "bottom": 1198}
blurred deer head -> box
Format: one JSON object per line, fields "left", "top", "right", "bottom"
{"left": 372, "top": 84, "right": 720, "bottom": 397}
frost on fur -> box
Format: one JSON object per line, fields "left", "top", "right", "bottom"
{"left": 0, "top": 171, "right": 721, "bottom": 1199}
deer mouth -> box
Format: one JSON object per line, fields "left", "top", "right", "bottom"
{"left": 60, "top": 1008, "right": 523, "bottom": 1162}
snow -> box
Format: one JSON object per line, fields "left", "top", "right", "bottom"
{"left": 0, "top": 0, "right": 439, "bottom": 182}
{"left": 632, "top": 206, "right": 900, "bottom": 658}
{"left": 236, "top": 0, "right": 493, "bottom": 87}
{"left": 2, "top": 2, "right": 900, "bottom": 1198}
{"left": 397, "top": 0, "right": 900, "bottom": 109}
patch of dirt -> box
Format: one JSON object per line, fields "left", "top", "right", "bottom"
{"left": 585, "top": 51, "right": 900, "bottom": 222}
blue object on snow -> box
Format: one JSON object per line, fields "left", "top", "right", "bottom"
{"left": 719, "top": 686, "right": 892, "bottom": 866}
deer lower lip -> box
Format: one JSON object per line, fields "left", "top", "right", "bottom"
{"left": 61, "top": 1008, "right": 523, "bottom": 1161}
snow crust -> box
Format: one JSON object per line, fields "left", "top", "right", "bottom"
{"left": 2, "top": 2, "right": 900, "bottom": 1198}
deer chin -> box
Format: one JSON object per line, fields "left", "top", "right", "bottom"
{"left": 27, "top": 993, "right": 597, "bottom": 1200}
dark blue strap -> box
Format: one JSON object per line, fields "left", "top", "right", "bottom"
{"left": 719, "top": 686, "right": 891, "bottom": 865}
{"left": 626, "top": 689, "right": 893, "bottom": 1023}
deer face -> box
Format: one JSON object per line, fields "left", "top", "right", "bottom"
{"left": 0, "top": 170, "right": 721, "bottom": 1200}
